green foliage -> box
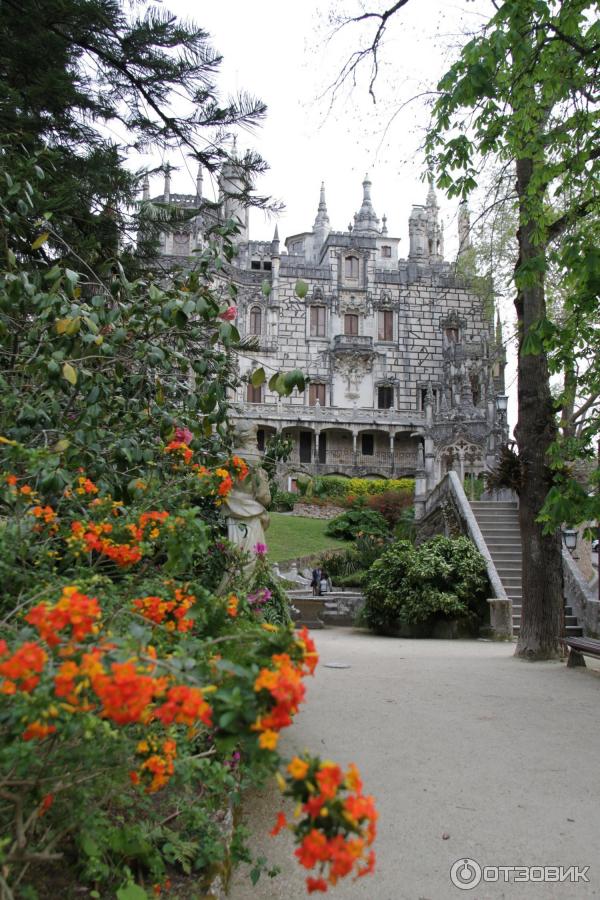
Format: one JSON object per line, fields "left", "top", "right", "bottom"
{"left": 313, "top": 476, "right": 414, "bottom": 501}
{"left": 262, "top": 433, "right": 293, "bottom": 494}
{"left": 271, "top": 489, "right": 297, "bottom": 511}
{"left": 362, "top": 536, "right": 489, "bottom": 635}
{"left": 325, "top": 509, "right": 389, "bottom": 541}
{"left": 485, "top": 445, "right": 522, "bottom": 494}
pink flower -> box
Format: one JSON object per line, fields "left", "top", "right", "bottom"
{"left": 174, "top": 426, "right": 193, "bottom": 445}
{"left": 219, "top": 306, "right": 237, "bottom": 321}
{"left": 254, "top": 543, "right": 268, "bottom": 556}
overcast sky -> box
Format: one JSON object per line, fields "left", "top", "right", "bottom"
{"left": 144, "top": 0, "right": 516, "bottom": 425}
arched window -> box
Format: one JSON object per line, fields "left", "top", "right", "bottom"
{"left": 345, "top": 256, "right": 359, "bottom": 278}
{"left": 249, "top": 306, "right": 262, "bottom": 335}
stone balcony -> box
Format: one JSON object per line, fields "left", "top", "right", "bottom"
{"left": 331, "top": 334, "right": 374, "bottom": 353}
{"left": 230, "top": 401, "right": 427, "bottom": 430}
{"left": 288, "top": 448, "right": 418, "bottom": 477}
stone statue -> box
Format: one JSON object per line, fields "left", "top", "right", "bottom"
{"left": 222, "top": 422, "right": 271, "bottom": 566}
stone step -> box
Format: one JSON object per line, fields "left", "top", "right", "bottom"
{"left": 471, "top": 502, "right": 518, "bottom": 509}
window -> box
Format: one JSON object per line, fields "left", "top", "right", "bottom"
{"left": 257, "top": 428, "right": 265, "bottom": 452}
{"left": 344, "top": 314, "right": 359, "bottom": 336}
{"left": 445, "top": 327, "right": 459, "bottom": 343}
{"left": 381, "top": 245, "right": 392, "bottom": 258}
{"left": 470, "top": 373, "right": 481, "bottom": 406}
{"left": 247, "top": 384, "right": 262, "bottom": 403}
{"left": 309, "top": 383, "right": 326, "bottom": 406}
{"left": 310, "top": 305, "right": 326, "bottom": 337}
{"left": 299, "top": 431, "right": 312, "bottom": 463}
{"left": 318, "top": 432, "right": 327, "bottom": 464}
{"left": 361, "top": 434, "right": 374, "bottom": 456}
{"left": 378, "top": 386, "right": 394, "bottom": 409}
{"left": 249, "top": 306, "right": 262, "bottom": 335}
{"left": 250, "top": 260, "right": 261, "bottom": 270}
{"left": 345, "top": 256, "right": 359, "bottom": 278}
{"left": 263, "top": 260, "right": 272, "bottom": 271}
{"left": 378, "top": 310, "right": 393, "bottom": 341}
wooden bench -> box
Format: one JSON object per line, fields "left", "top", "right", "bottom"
{"left": 561, "top": 636, "right": 600, "bottom": 668}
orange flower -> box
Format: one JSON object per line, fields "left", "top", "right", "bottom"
{"left": 306, "top": 877, "right": 328, "bottom": 893}
{"left": 295, "top": 829, "right": 330, "bottom": 869}
{"left": 258, "top": 729, "right": 279, "bottom": 750}
{"left": 164, "top": 440, "right": 193, "bottom": 464}
{"left": 287, "top": 756, "right": 310, "bottom": 780}
{"left": 315, "top": 763, "right": 343, "bottom": 800}
{"left": 26, "top": 586, "right": 101, "bottom": 647}
{"left": 92, "top": 661, "right": 164, "bottom": 725}
{"left": 270, "top": 811, "right": 288, "bottom": 836}
{"left": 5, "top": 473, "right": 17, "bottom": 486}
{"left": 23, "top": 721, "right": 57, "bottom": 741}
{"left": 75, "top": 476, "right": 99, "bottom": 495}
{"left": 39, "top": 793, "right": 54, "bottom": 815}
{"left": 0, "top": 641, "right": 47, "bottom": 694}
{"left": 226, "top": 594, "right": 239, "bottom": 618}
{"left": 155, "top": 685, "right": 213, "bottom": 728}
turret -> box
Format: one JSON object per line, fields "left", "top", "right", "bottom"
{"left": 163, "top": 166, "right": 171, "bottom": 203}
{"left": 142, "top": 174, "right": 150, "bottom": 202}
{"left": 271, "top": 224, "right": 280, "bottom": 257}
{"left": 353, "top": 174, "right": 380, "bottom": 235}
{"left": 425, "top": 180, "right": 443, "bottom": 262}
{"left": 219, "top": 143, "right": 250, "bottom": 242}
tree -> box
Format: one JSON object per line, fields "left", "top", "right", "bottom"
{"left": 0, "top": 0, "right": 269, "bottom": 270}
{"left": 424, "top": 0, "right": 599, "bottom": 658}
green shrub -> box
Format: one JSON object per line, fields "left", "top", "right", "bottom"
{"left": 315, "top": 476, "right": 415, "bottom": 501}
{"left": 362, "top": 536, "right": 489, "bottom": 634}
{"left": 271, "top": 489, "right": 297, "bottom": 511}
{"left": 335, "top": 571, "right": 368, "bottom": 588}
{"left": 325, "top": 509, "right": 389, "bottom": 541}
{"left": 318, "top": 548, "right": 362, "bottom": 577}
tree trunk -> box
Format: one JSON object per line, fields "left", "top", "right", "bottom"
{"left": 514, "top": 156, "right": 564, "bottom": 659}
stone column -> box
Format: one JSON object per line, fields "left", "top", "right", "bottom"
{"left": 315, "top": 431, "right": 320, "bottom": 469}
{"left": 458, "top": 448, "right": 466, "bottom": 484}
{"left": 389, "top": 432, "right": 395, "bottom": 475}
{"left": 414, "top": 442, "right": 427, "bottom": 521}
{"left": 424, "top": 436, "right": 435, "bottom": 491}
{"left": 352, "top": 431, "right": 358, "bottom": 468}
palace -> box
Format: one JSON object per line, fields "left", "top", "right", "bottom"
{"left": 146, "top": 161, "right": 507, "bottom": 517}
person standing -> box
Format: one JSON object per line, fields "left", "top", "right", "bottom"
{"left": 311, "top": 566, "right": 322, "bottom": 596}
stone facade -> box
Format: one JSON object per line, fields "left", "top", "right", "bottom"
{"left": 149, "top": 164, "right": 507, "bottom": 513}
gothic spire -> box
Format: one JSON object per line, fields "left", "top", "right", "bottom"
{"left": 353, "top": 173, "right": 380, "bottom": 235}
{"left": 381, "top": 214, "right": 388, "bottom": 236}
{"left": 163, "top": 166, "right": 171, "bottom": 203}
{"left": 196, "top": 163, "right": 203, "bottom": 201}
{"left": 313, "top": 181, "right": 330, "bottom": 230}
{"left": 142, "top": 174, "right": 150, "bottom": 201}
{"left": 426, "top": 178, "right": 438, "bottom": 210}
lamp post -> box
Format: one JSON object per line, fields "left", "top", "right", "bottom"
{"left": 495, "top": 394, "right": 509, "bottom": 446}
{"left": 562, "top": 527, "right": 578, "bottom": 553}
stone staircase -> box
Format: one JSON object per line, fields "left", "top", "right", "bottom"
{"left": 470, "top": 500, "right": 582, "bottom": 638}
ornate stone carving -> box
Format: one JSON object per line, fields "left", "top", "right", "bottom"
{"left": 333, "top": 351, "right": 374, "bottom": 399}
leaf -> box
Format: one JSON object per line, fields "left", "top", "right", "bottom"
{"left": 261, "top": 279, "right": 272, "bottom": 297}
{"left": 53, "top": 439, "right": 70, "bottom": 453}
{"left": 116, "top": 885, "right": 148, "bottom": 900}
{"left": 31, "top": 232, "right": 49, "bottom": 249}
{"left": 62, "top": 362, "right": 77, "bottom": 385}
{"left": 251, "top": 367, "right": 266, "bottom": 388}
{"left": 295, "top": 278, "right": 308, "bottom": 299}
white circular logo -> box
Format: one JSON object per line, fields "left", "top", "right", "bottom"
{"left": 450, "top": 858, "right": 482, "bottom": 890}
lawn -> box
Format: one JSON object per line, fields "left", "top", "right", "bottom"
{"left": 266, "top": 512, "right": 350, "bottom": 563}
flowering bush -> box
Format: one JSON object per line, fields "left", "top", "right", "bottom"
{"left": 273, "top": 754, "right": 377, "bottom": 893}
{"left": 0, "top": 442, "right": 377, "bottom": 897}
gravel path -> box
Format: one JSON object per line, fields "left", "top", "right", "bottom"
{"left": 228, "top": 629, "right": 600, "bottom": 900}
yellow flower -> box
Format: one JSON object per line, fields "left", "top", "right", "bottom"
{"left": 287, "top": 756, "right": 310, "bottom": 780}
{"left": 275, "top": 771, "right": 286, "bottom": 792}
{"left": 258, "top": 730, "right": 279, "bottom": 751}
{"left": 261, "top": 622, "right": 278, "bottom": 632}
